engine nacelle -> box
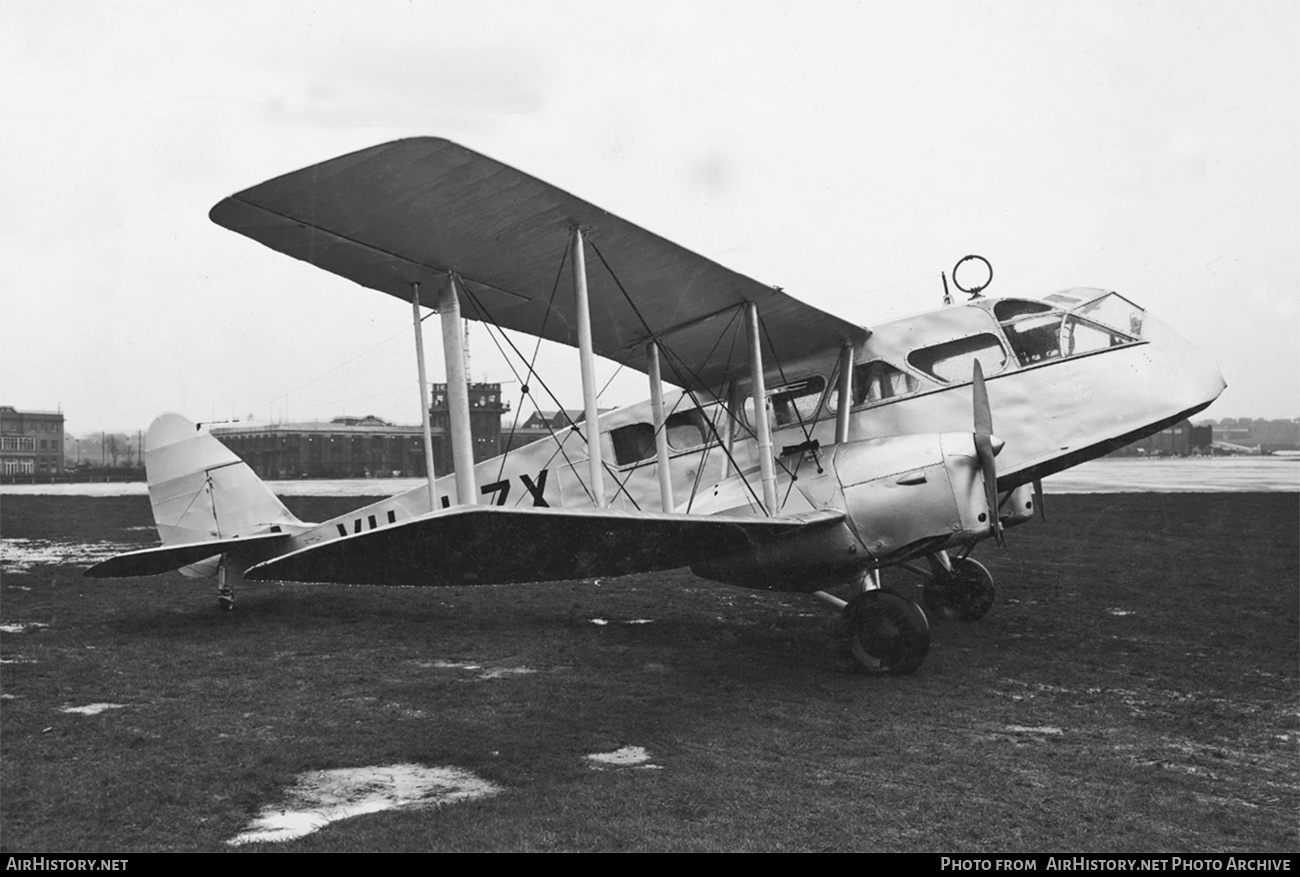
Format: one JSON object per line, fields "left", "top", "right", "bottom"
{"left": 830, "top": 433, "right": 993, "bottom": 563}
{"left": 999, "top": 483, "right": 1036, "bottom": 529}
{"left": 690, "top": 433, "right": 995, "bottom": 591}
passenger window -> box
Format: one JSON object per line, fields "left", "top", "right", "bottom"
{"left": 828, "top": 360, "right": 919, "bottom": 410}
{"left": 745, "top": 376, "right": 827, "bottom": 428}
{"left": 907, "top": 334, "right": 1008, "bottom": 383}
{"left": 610, "top": 423, "right": 655, "bottom": 466}
{"left": 665, "top": 409, "right": 712, "bottom": 451}
{"left": 609, "top": 406, "right": 718, "bottom": 466}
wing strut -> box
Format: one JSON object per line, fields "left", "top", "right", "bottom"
{"left": 411, "top": 282, "right": 440, "bottom": 511}
{"left": 835, "top": 342, "right": 854, "bottom": 445}
{"left": 440, "top": 276, "right": 477, "bottom": 506}
{"left": 572, "top": 228, "right": 606, "bottom": 508}
{"left": 745, "top": 302, "right": 779, "bottom": 515}
{"left": 646, "top": 340, "right": 675, "bottom": 512}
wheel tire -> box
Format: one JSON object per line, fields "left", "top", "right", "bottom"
{"left": 923, "top": 557, "right": 995, "bottom": 622}
{"left": 843, "top": 590, "right": 930, "bottom": 676}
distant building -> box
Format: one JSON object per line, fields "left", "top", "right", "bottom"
{"left": 210, "top": 383, "right": 510, "bottom": 479}
{"left": 500, "top": 409, "right": 590, "bottom": 454}
{"left": 0, "top": 406, "right": 64, "bottom": 476}
{"left": 1208, "top": 419, "right": 1300, "bottom": 454}
{"left": 1108, "top": 418, "right": 1202, "bottom": 456}
{"left": 429, "top": 382, "right": 508, "bottom": 471}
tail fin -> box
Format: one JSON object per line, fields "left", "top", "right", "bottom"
{"left": 147, "top": 413, "right": 303, "bottom": 546}
{"left": 85, "top": 415, "right": 305, "bottom": 580}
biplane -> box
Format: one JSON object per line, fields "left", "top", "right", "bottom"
{"left": 86, "top": 138, "right": 1225, "bottom": 674}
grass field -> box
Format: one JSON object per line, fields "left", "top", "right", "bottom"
{"left": 1, "top": 492, "right": 1296, "bottom": 852}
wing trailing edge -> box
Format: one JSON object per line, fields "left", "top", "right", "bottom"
{"left": 245, "top": 505, "right": 846, "bottom": 587}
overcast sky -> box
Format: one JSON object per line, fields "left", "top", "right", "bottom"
{"left": 2, "top": 0, "right": 1296, "bottom": 434}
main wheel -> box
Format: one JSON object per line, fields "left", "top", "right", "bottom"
{"left": 843, "top": 590, "right": 930, "bottom": 675}
{"left": 923, "top": 557, "right": 995, "bottom": 621}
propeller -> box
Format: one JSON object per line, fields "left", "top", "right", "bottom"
{"left": 971, "top": 360, "right": 1005, "bottom": 547}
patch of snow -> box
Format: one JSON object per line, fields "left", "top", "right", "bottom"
{"left": 419, "top": 659, "right": 535, "bottom": 681}
{"left": 587, "top": 745, "right": 661, "bottom": 769}
{"left": 477, "top": 667, "right": 536, "bottom": 680}
{"left": 1, "top": 539, "right": 138, "bottom": 574}
{"left": 0, "top": 622, "right": 49, "bottom": 634}
{"left": 62, "top": 703, "right": 126, "bottom": 715}
{"left": 227, "top": 763, "right": 501, "bottom": 846}
{"left": 422, "top": 660, "right": 482, "bottom": 671}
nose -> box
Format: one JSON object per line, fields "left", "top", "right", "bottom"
{"left": 1142, "top": 311, "right": 1227, "bottom": 413}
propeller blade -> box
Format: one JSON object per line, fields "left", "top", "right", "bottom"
{"left": 972, "top": 359, "right": 993, "bottom": 437}
{"left": 1032, "top": 477, "right": 1046, "bottom": 522}
{"left": 972, "top": 361, "right": 1004, "bottom": 547}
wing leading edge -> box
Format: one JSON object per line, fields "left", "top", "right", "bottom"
{"left": 209, "top": 138, "right": 868, "bottom": 390}
{"left": 245, "top": 505, "right": 846, "bottom": 587}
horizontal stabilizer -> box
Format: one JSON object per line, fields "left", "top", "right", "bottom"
{"left": 84, "top": 532, "right": 290, "bottom": 579}
{"left": 246, "top": 506, "right": 846, "bottom": 587}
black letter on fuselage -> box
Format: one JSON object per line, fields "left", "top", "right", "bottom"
{"left": 481, "top": 480, "right": 510, "bottom": 506}
{"left": 520, "top": 469, "right": 550, "bottom": 507}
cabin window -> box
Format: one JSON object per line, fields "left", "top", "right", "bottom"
{"left": 994, "top": 299, "right": 1065, "bottom": 366}
{"left": 907, "top": 333, "right": 1008, "bottom": 383}
{"left": 744, "top": 376, "right": 827, "bottom": 428}
{"left": 610, "top": 422, "right": 656, "bottom": 466}
{"left": 609, "top": 406, "right": 718, "bottom": 467}
{"left": 665, "top": 408, "right": 713, "bottom": 451}
{"left": 855, "top": 361, "right": 918, "bottom": 406}
{"left": 829, "top": 360, "right": 919, "bottom": 410}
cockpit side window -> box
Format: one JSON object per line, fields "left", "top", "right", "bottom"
{"left": 1061, "top": 318, "right": 1135, "bottom": 356}
{"left": 1060, "top": 292, "right": 1144, "bottom": 357}
{"left": 1075, "top": 293, "right": 1144, "bottom": 339}
{"left": 994, "top": 299, "right": 1065, "bottom": 366}
{"left": 907, "top": 333, "right": 1008, "bottom": 383}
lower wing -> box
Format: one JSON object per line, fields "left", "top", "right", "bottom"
{"left": 245, "top": 506, "right": 846, "bottom": 587}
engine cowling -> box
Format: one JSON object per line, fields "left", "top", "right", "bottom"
{"left": 690, "top": 433, "right": 997, "bottom": 591}
{"left": 829, "top": 433, "right": 995, "bottom": 563}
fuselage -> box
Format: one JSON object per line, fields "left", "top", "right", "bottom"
{"left": 285, "top": 288, "right": 1225, "bottom": 555}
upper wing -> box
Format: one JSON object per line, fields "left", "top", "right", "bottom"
{"left": 209, "top": 138, "right": 867, "bottom": 390}
{"left": 244, "top": 505, "right": 846, "bottom": 587}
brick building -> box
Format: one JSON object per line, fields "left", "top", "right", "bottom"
{"left": 210, "top": 383, "right": 509, "bottom": 479}
{"left": 0, "top": 406, "right": 64, "bottom": 476}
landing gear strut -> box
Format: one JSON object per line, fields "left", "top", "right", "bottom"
{"left": 922, "top": 556, "right": 995, "bottom": 621}
{"left": 216, "top": 562, "right": 234, "bottom": 611}
{"left": 813, "top": 570, "right": 932, "bottom": 675}
{"left": 842, "top": 589, "right": 931, "bottom": 676}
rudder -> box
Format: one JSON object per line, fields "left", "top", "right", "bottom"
{"left": 146, "top": 414, "right": 303, "bottom": 548}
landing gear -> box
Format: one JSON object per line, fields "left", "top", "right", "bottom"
{"left": 922, "top": 556, "right": 995, "bottom": 621}
{"left": 842, "top": 590, "right": 931, "bottom": 675}
{"left": 216, "top": 563, "right": 234, "bottom": 611}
